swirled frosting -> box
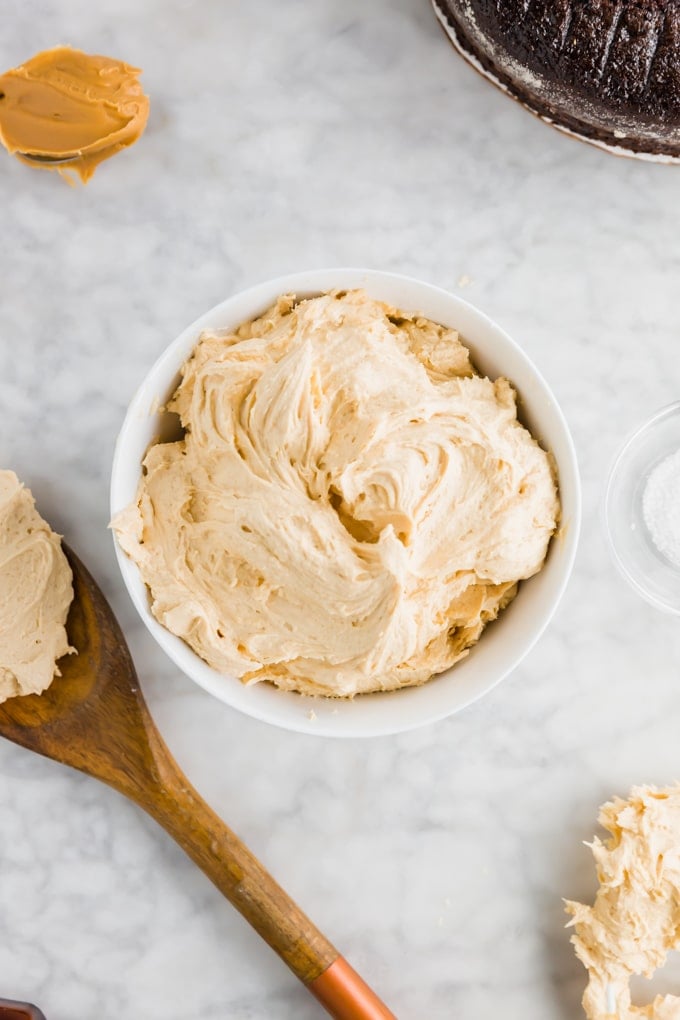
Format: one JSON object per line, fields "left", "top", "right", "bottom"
{"left": 566, "top": 785, "right": 680, "bottom": 1020}
{"left": 0, "top": 470, "right": 73, "bottom": 702}
{"left": 113, "top": 290, "right": 559, "bottom": 697}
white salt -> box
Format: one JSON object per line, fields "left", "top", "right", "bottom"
{"left": 642, "top": 448, "right": 680, "bottom": 568}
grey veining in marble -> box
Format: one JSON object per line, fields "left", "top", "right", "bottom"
{"left": 3, "top": 1, "right": 680, "bottom": 1017}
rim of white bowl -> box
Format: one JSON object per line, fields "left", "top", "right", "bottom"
{"left": 111, "top": 268, "right": 581, "bottom": 738}
{"left": 604, "top": 400, "right": 680, "bottom": 615}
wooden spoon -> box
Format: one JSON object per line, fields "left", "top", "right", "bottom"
{"left": 0, "top": 547, "right": 396, "bottom": 1020}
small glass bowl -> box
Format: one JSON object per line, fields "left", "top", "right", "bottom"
{"left": 605, "top": 401, "right": 680, "bottom": 614}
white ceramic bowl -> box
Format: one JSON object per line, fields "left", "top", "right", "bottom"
{"left": 111, "top": 269, "right": 581, "bottom": 738}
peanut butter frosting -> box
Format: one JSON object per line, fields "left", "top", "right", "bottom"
{"left": 113, "top": 289, "right": 559, "bottom": 697}
{"left": 0, "top": 46, "right": 149, "bottom": 182}
{"left": 0, "top": 471, "right": 73, "bottom": 703}
{"left": 566, "top": 785, "right": 680, "bottom": 1020}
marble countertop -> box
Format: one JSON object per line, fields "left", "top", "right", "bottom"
{"left": 3, "top": 1, "right": 680, "bottom": 1017}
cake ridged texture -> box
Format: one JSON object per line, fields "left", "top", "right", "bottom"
{"left": 434, "top": 0, "right": 680, "bottom": 158}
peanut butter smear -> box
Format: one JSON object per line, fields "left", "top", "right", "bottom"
{"left": 0, "top": 46, "right": 149, "bottom": 182}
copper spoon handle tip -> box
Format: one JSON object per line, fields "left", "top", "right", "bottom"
{"left": 308, "top": 958, "right": 397, "bottom": 1020}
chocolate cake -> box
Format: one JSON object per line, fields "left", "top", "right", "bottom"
{"left": 432, "top": 0, "right": 680, "bottom": 160}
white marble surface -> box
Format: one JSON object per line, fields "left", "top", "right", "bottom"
{"left": 2, "top": 1, "right": 680, "bottom": 1017}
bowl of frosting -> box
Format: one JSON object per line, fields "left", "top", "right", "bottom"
{"left": 606, "top": 401, "right": 680, "bottom": 615}
{"left": 111, "top": 269, "right": 580, "bottom": 736}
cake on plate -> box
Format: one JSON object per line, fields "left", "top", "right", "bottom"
{"left": 432, "top": 0, "right": 680, "bottom": 161}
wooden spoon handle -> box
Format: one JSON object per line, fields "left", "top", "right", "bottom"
{"left": 131, "top": 724, "right": 396, "bottom": 1018}
{"left": 0, "top": 1000, "right": 46, "bottom": 1020}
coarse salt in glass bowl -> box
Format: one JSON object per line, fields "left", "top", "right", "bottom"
{"left": 605, "top": 401, "right": 680, "bottom": 615}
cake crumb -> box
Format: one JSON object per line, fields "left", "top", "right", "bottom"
{"left": 306, "top": 708, "right": 317, "bottom": 721}
{"left": 457, "top": 274, "right": 473, "bottom": 288}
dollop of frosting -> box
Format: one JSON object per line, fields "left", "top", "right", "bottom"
{"left": 0, "top": 470, "right": 73, "bottom": 702}
{"left": 113, "top": 290, "right": 558, "bottom": 697}
{"left": 566, "top": 785, "right": 680, "bottom": 1020}
{"left": 0, "top": 46, "right": 149, "bottom": 182}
